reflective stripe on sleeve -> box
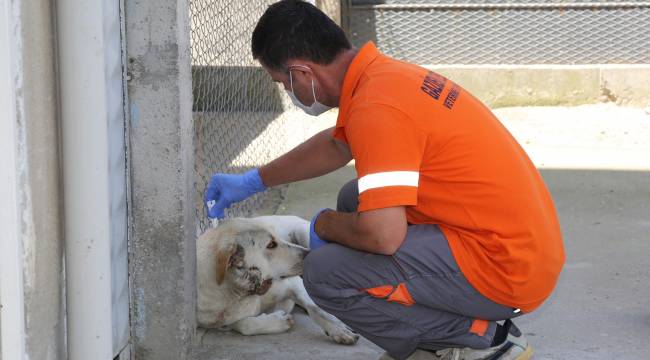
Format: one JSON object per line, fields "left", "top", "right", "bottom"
{"left": 358, "top": 171, "right": 419, "bottom": 194}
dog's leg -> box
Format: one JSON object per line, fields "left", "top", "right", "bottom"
{"left": 229, "top": 311, "right": 294, "bottom": 336}
{"left": 272, "top": 298, "right": 296, "bottom": 314}
{"left": 285, "top": 276, "right": 359, "bottom": 345}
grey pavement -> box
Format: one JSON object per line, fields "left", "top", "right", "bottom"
{"left": 194, "top": 104, "right": 650, "bottom": 360}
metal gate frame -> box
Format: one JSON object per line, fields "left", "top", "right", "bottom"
{"left": 58, "top": 0, "right": 130, "bottom": 358}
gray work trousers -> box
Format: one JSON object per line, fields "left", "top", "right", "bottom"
{"left": 303, "top": 179, "right": 523, "bottom": 360}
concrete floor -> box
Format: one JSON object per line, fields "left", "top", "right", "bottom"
{"left": 194, "top": 104, "right": 650, "bottom": 360}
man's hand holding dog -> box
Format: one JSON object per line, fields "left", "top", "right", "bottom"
{"left": 309, "top": 208, "right": 332, "bottom": 250}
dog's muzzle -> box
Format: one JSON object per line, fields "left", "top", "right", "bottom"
{"left": 250, "top": 278, "right": 273, "bottom": 296}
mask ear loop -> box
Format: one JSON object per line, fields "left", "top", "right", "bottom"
{"left": 288, "top": 68, "right": 296, "bottom": 94}
{"left": 288, "top": 65, "right": 318, "bottom": 104}
{"left": 310, "top": 76, "right": 317, "bottom": 103}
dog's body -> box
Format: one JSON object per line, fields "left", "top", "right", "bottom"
{"left": 197, "top": 215, "right": 358, "bottom": 344}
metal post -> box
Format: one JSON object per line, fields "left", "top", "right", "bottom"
{"left": 57, "top": 0, "right": 126, "bottom": 358}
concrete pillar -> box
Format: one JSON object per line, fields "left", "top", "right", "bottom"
{"left": 124, "top": 0, "right": 196, "bottom": 358}
{"left": 0, "top": 0, "right": 65, "bottom": 359}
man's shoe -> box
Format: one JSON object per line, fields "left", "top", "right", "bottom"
{"left": 378, "top": 349, "right": 444, "bottom": 360}
{"left": 378, "top": 320, "right": 532, "bottom": 360}
{"left": 435, "top": 320, "right": 533, "bottom": 360}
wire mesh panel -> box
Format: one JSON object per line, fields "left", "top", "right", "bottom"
{"left": 190, "top": 0, "right": 296, "bottom": 233}
{"left": 346, "top": 1, "right": 650, "bottom": 64}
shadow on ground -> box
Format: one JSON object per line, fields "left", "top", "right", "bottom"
{"left": 193, "top": 165, "right": 650, "bottom": 360}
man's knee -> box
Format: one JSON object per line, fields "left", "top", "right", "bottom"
{"left": 337, "top": 179, "right": 359, "bottom": 212}
{"left": 303, "top": 244, "right": 361, "bottom": 312}
{"left": 302, "top": 247, "right": 331, "bottom": 303}
{"left": 303, "top": 246, "right": 334, "bottom": 287}
{"left": 302, "top": 244, "right": 352, "bottom": 298}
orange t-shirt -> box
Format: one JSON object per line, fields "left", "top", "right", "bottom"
{"left": 334, "top": 42, "right": 565, "bottom": 312}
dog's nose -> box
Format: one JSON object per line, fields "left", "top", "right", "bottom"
{"left": 249, "top": 266, "right": 259, "bottom": 271}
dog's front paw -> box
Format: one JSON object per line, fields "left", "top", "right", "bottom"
{"left": 268, "top": 310, "right": 294, "bottom": 332}
{"left": 324, "top": 323, "right": 359, "bottom": 345}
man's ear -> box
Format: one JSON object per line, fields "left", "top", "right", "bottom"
{"left": 215, "top": 242, "right": 237, "bottom": 285}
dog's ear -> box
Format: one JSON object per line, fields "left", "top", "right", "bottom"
{"left": 215, "top": 242, "right": 237, "bottom": 285}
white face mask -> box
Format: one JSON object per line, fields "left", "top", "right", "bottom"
{"left": 286, "top": 66, "right": 332, "bottom": 116}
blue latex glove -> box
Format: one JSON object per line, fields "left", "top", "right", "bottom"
{"left": 204, "top": 168, "right": 266, "bottom": 219}
{"left": 309, "top": 208, "right": 331, "bottom": 251}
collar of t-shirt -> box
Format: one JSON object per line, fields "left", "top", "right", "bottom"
{"left": 336, "top": 41, "right": 380, "bottom": 129}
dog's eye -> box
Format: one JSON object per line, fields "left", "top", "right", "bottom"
{"left": 267, "top": 240, "right": 277, "bottom": 249}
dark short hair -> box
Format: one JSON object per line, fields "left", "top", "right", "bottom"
{"left": 252, "top": 0, "right": 352, "bottom": 71}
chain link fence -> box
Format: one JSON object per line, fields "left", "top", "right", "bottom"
{"left": 190, "top": 0, "right": 303, "bottom": 233}
{"left": 187, "top": 0, "right": 650, "bottom": 234}
{"left": 345, "top": 0, "right": 650, "bottom": 64}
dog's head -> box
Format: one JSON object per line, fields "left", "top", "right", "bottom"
{"left": 209, "top": 219, "right": 308, "bottom": 295}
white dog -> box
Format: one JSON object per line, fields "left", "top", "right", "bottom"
{"left": 197, "top": 215, "right": 359, "bottom": 345}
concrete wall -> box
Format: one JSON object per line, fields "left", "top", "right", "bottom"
{"left": 427, "top": 65, "right": 650, "bottom": 108}
{"left": 0, "top": 0, "right": 65, "bottom": 359}
{"left": 125, "top": 0, "right": 196, "bottom": 358}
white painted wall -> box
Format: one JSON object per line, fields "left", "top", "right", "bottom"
{"left": 2, "top": 0, "right": 130, "bottom": 358}
{"left": 2, "top": 0, "right": 67, "bottom": 359}
{"left": 0, "top": 0, "right": 27, "bottom": 358}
